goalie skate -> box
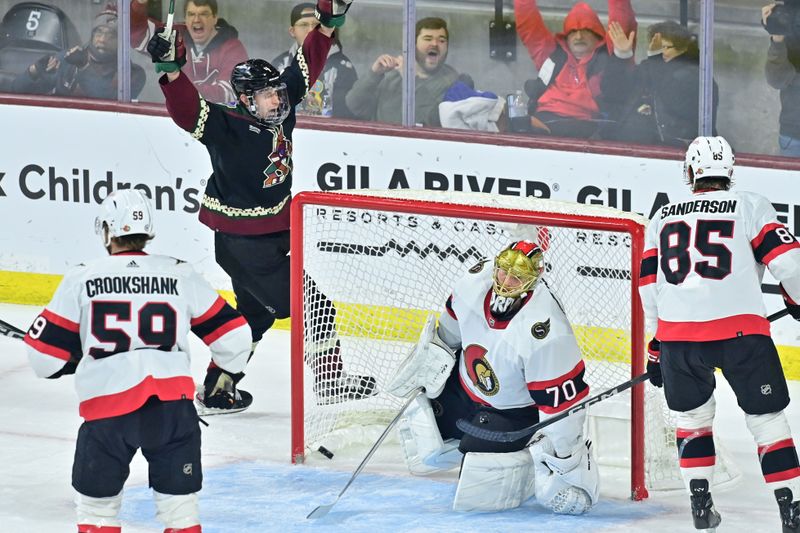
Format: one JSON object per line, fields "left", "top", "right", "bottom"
{"left": 195, "top": 384, "right": 253, "bottom": 415}
{"left": 313, "top": 372, "right": 377, "bottom": 405}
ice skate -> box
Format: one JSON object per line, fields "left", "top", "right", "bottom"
{"left": 195, "top": 384, "right": 253, "bottom": 415}
{"left": 776, "top": 488, "right": 800, "bottom": 533}
{"left": 195, "top": 367, "right": 252, "bottom": 415}
{"left": 314, "top": 372, "right": 377, "bottom": 405}
{"left": 690, "top": 479, "right": 721, "bottom": 532}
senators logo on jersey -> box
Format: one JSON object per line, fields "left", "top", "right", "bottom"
{"left": 531, "top": 319, "right": 551, "bottom": 339}
{"left": 263, "top": 128, "right": 293, "bottom": 188}
{"left": 463, "top": 344, "right": 500, "bottom": 396}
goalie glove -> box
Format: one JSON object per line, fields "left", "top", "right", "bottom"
{"left": 386, "top": 314, "right": 456, "bottom": 399}
{"left": 646, "top": 338, "right": 662, "bottom": 388}
{"left": 315, "top": 0, "right": 353, "bottom": 28}
{"left": 146, "top": 27, "right": 187, "bottom": 73}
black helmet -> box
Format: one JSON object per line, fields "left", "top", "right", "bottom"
{"left": 231, "top": 59, "right": 290, "bottom": 125}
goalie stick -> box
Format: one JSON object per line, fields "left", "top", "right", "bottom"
{"left": 456, "top": 308, "right": 791, "bottom": 443}
{"left": 307, "top": 387, "right": 424, "bottom": 519}
{"left": 0, "top": 318, "right": 25, "bottom": 340}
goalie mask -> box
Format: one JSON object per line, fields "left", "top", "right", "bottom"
{"left": 231, "top": 59, "right": 290, "bottom": 126}
{"left": 95, "top": 189, "right": 155, "bottom": 247}
{"left": 684, "top": 136, "right": 735, "bottom": 189}
{"left": 492, "top": 241, "right": 544, "bottom": 299}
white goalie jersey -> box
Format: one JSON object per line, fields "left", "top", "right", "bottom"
{"left": 24, "top": 252, "right": 252, "bottom": 421}
{"left": 437, "top": 262, "right": 589, "bottom": 454}
{"left": 639, "top": 189, "right": 800, "bottom": 341}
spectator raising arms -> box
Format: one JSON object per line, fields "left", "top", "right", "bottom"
{"left": 12, "top": 4, "right": 145, "bottom": 99}
{"left": 603, "top": 20, "right": 717, "bottom": 147}
{"left": 345, "top": 17, "right": 466, "bottom": 126}
{"left": 514, "top": 0, "right": 636, "bottom": 138}
{"left": 131, "top": 0, "right": 247, "bottom": 103}
{"left": 272, "top": 2, "right": 358, "bottom": 118}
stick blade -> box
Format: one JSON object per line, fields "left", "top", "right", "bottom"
{"left": 306, "top": 503, "right": 333, "bottom": 519}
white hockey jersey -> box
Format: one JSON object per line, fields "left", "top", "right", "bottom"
{"left": 639, "top": 189, "right": 800, "bottom": 341}
{"left": 25, "top": 252, "right": 251, "bottom": 421}
{"left": 437, "top": 262, "right": 589, "bottom": 455}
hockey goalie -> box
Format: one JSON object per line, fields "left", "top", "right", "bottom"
{"left": 386, "top": 240, "right": 599, "bottom": 514}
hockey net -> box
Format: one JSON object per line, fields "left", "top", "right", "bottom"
{"left": 289, "top": 189, "right": 740, "bottom": 499}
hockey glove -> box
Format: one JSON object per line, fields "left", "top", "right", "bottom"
{"left": 781, "top": 285, "right": 800, "bottom": 321}
{"left": 646, "top": 338, "right": 662, "bottom": 388}
{"left": 146, "top": 27, "right": 186, "bottom": 73}
{"left": 315, "top": 0, "right": 353, "bottom": 28}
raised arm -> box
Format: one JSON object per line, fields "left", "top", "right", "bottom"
{"left": 607, "top": 0, "right": 637, "bottom": 53}
{"left": 513, "top": 0, "right": 556, "bottom": 69}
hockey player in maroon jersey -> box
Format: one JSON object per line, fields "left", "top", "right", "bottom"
{"left": 24, "top": 190, "right": 252, "bottom": 533}
{"left": 639, "top": 136, "right": 800, "bottom": 532}
{"left": 386, "top": 241, "right": 599, "bottom": 514}
{"left": 146, "top": 0, "right": 376, "bottom": 412}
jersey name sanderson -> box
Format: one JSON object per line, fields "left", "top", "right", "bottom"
{"left": 85, "top": 276, "right": 179, "bottom": 297}
{"left": 660, "top": 198, "right": 737, "bottom": 218}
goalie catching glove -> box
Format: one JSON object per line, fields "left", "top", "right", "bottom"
{"left": 146, "top": 26, "right": 187, "bottom": 73}
{"left": 315, "top": 0, "right": 353, "bottom": 28}
{"left": 386, "top": 313, "right": 456, "bottom": 399}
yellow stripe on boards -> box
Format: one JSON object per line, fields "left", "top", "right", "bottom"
{"left": 3, "top": 269, "right": 799, "bottom": 378}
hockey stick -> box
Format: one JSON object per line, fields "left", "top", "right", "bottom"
{"left": 307, "top": 387, "right": 424, "bottom": 519}
{"left": 0, "top": 318, "right": 25, "bottom": 340}
{"left": 456, "top": 371, "right": 654, "bottom": 443}
{"left": 164, "top": 0, "right": 175, "bottom": 35}
{"left": 456, "top": 308, "right": 792, "bottom": 444}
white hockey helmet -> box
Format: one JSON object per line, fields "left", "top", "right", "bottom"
{"left": 683, "top": 136, "right": 735, "bottom": 188}
{"left": 95, "top": 189, "right": 155, "bottom": 247}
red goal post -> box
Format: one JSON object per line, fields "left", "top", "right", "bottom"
{"left": 290, "top": 189, "right": 649, "bottom": 499}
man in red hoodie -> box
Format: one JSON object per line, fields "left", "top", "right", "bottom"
{"left": 514, "top": 0, "right": 636, "bottom": 138}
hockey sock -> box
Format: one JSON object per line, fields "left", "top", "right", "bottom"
{"left": 676, "top": 426, "right": 716, "bottom": 488}
{"left": 759, "top": 438, "right": 800, "bottom": 487}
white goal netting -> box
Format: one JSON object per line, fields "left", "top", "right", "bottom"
{"left": 291, "top": 189, "right": 740, "bottom": 498}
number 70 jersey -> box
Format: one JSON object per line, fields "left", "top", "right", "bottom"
{"left": 638, "top": 189, "right": 800, "bottom": 342}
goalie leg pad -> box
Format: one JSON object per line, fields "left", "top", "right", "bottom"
{"left": 386, "top": 314, "right": 456, "bottom": 399}
{"left": 397, "top": 394, "right": 462, "bottom": 475}
{"left": 154, "top": 491, "right": 200, "bottom": 530}
{"left": 75, "top": 491, "right": 122, "bottom": 529}
{"left": 531, "top": 436, "right": 599, "bottom": 515}
{"left": 453, "top": 450, "right": 536, "bottom": 512}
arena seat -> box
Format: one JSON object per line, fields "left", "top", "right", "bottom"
{"left": 0, "top": 2, "right": 81, "bottom": 92}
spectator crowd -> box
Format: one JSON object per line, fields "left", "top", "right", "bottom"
{"left": 0, "top": 0, "right": 796, "bottom": 155}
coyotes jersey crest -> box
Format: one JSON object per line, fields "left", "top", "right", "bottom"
{"left": 263, "top": 127, "right": 293, "bottom": 188}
